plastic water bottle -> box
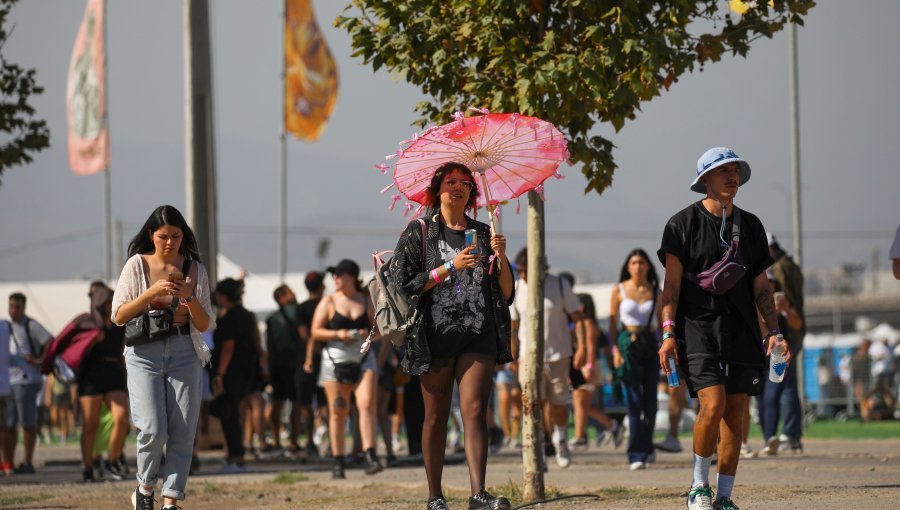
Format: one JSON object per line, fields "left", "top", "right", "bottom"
{"left": 769, "top": 341, "right": 788, "bottom": 383}
{"left": 666, "top": 357, "right": 680, "bottom": 388}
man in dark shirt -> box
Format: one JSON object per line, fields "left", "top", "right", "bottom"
{"left": 265, "top": 285, "right": 302, "bottom": 454}
{"left": 297, "top": 271, "right": 326, "bottom": 457}
{"left": 657, "top": 147, "right": 791, "bottom": 510}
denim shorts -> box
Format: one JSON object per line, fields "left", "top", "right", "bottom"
{"left": 5, "top": 383, "right": 41, "bottom": 428}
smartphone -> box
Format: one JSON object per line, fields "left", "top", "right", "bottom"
{"left": 167, "top": 271, "right": 185, "bottom": 282}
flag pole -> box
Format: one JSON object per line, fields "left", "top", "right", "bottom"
{"left": 102, "top": 0, "right": 112, "bottom": 280}
{"left": 278, "top": 1, "right": 287, "bottom": 283}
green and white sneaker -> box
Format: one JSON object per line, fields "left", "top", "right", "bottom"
{"left": 686, "top": 483, "right": 714, "bottom": 510}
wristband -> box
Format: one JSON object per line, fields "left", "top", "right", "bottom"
{"left": 431, "top": 268, "right": 442, "bottom": 283}
{"left": 180, "top": 294, "right": 195, "bottom": 306}
{"left": 662, "top": 331, "right": 676, "bottom": 341}
{"left": 584, "top": 363, "right": 594, "bottom": 369}
{"left": 662, "top": 320, "right": 675, "bottom": 329}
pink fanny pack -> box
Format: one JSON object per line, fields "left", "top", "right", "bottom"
{"left": 686, "top": 208, "right": 747, "bottom": 295}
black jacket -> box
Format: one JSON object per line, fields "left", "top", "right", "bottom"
{"left": 393, "top": 215, "right": 514, "bottom": 375}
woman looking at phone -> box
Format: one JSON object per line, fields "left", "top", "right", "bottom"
{"left": 111, "top": 205, "right": 214, "bottom": 510}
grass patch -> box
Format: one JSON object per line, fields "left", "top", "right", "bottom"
{"left": 200, "top": 481, "right": 219, "bottom": 494}
{"left": 675, "top": 420, "right": 900, "bottom": 441}
{"left": 0, "top": 494, "right": 46, "bottom": 507}
{"left": 598, "top": 486, "right": 639, "bottom": 497}
{"left": 487, "top": 479, "right": 564, "bottom": 505}
{"left": 270, "top": 470, "right": 309, "bottom": 484}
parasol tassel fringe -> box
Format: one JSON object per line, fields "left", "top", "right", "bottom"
{"left": 468, "top": 106, "right": 490, "bottom": 115}
{"left": 374, "top": 164, "right": 389, "bottom": 174}
{"left": 516, "top": 198, "right": 521, "bottom": 215}
{"left": 380, "top": 182, "right": 396, "bottom": 194}
{"left": 388, "top": 194, "right": 402, "bottom": 211}
{"left": 412, "top": 204, "right": 425, "bottom": 219}
{"left": 403, "top": 202, "right": 413, "bottom": 216}
{"left": 535, "top": 184, "right": 546, "bottom": 201}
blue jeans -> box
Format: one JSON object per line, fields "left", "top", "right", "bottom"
{"left": 762, "top": 358, "right": 802, "bottom": 442}
{"left": 6, "top": 383, "right": 41, "bottom": 428}
{"left": 125, "top": 335, "right": 202, "bottom": 501}
{"left": 624, "top": 357, "right": 659, "bottom": 463}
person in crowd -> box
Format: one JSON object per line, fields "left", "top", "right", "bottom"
{"left": 211, "top": 278, "right": 266, "bottom": 473}
{"left": 112, "top": 205, "right": 214, "bottom": 510}
{"left": 392, "top": 162, "right": 515, "bottom": 510}
{"left": 890, "top": 225, "right": 900, "bottom": 280}
{"left": 299, "top": 271, "right": 328, "bottom": 458}
{"left": 510, "top": 249, "right": 582, "bottom": 469}
{"left": 851, "top": 339, "right": 873, "bottom": 421}
{"left": 46, "top": 373, "right": 72, "bottom": 445}
{"left": 558, "top": 272, "right": 623, "bottom": 451}
{"left": 265, "top": 284, "right": 303, "bottom": 455}
{"left": 77, "top": 284, "right": 130, "bottom": 482}
{"left": 493, "top": 362, "right": 521, "bottom": 449}
{"left": 657, "top": 148, "right": 788, "bottom": 510}
{"left": 868, "top": 338, "right": 895, "bottom": 414}
{"left": 760, "top": 291, "right": 805, "bottom": 455}
{"left": 656, "top": 374, "right": 688, "bottom": 453}
{"left": 0, "top": 316, "right": 12, "bottom": 476}
{"left": 609, "top": 249, "right": 661, "bottom": 470}
{"left": 375, "top": 342, "right": 400, "bottom": 465}
{"left": 4, "top": 292, "right": 53, "bottom": 475}
{"left": 311, "top": 259, "right": 387, "bottom": 478}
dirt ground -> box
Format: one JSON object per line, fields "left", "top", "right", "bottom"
{"left": 1, "top": 438, "right": 899, "bottom": 509}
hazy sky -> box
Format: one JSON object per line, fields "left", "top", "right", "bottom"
{"left": 2, "top": 1, "right": 898, "bottom": 284}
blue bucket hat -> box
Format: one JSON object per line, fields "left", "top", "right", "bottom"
{"left": 691, "top": 147, "right": 751, "bottom": 193}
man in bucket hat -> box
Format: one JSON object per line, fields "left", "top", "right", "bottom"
{"left": 656, "top": 147, "right": 791, "bottom": 510}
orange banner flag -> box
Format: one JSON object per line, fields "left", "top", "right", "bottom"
{"left": 284, "top": 0, "right": 338, "bottom": 141}
{"left": 67, "top": 0, "right": 110, "bottom": 175}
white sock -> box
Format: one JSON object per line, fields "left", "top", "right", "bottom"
{"left": 716, "top": 474, "right": 735, "bottom": 500}
{"left": 692, "top": 453, "right": 713, "bottom": 487}
{"left": 138, "top": 486, "right": 154, "bottom": 496}
{"left": 552, "top": 425, "right": 567, "bottom": 444}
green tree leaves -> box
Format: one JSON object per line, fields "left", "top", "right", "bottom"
{"left": 0, "top": 0, "right": 50, "bottom": 185}
{"left": 337, "top": 0, "right": 813, "bottom": 195}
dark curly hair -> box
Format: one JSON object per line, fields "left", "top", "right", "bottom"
{"left": 423, "top": 162, "right": 480, "bottom": 211}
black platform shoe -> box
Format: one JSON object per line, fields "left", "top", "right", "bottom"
{"left": 332, "top": 456, "right": 346, "bottom": 479}
{"left": 427, "top": 496, "right": 450, "bottom": 510}
{"left": 468, "top": 489, "right": 511, "bottom": 510}
{"left": 364, "top": 447, "right": 384, "bottom": 475}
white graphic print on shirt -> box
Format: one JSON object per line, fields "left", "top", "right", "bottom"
{"left": 430, "top": 238, "right": 486, "bottom": 335}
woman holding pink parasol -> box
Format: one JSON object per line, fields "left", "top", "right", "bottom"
{"left": 392, "top": 162, "right": 514, "bottom": 510}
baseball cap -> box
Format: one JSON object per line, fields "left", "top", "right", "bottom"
{"left": 326, "top": 259, "right": 360, "bottom": 278}
{"left": 691, "top": 147, "right": 752, "bottom": 193}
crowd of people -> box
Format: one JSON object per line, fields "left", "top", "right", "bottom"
{"left": 1, "top": 149, "right": 899, "bottom": 510}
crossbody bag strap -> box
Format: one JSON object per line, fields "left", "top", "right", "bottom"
{"left": 731, "top": 207, "right": 741, "bottom": 242}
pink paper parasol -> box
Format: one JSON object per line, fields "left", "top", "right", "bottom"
{"left": 381, "top": 110, "right": 568, "bottom": 231}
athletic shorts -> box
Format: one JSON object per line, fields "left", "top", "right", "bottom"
{"left": 519, "top": 357, "right": 570, "bottom": 407}
{"left": 78, "top": 360, "right": 127, "bottom": 397}
{"left": 269, "top": 365, "right": 297, "bottom": 401}
{"left": 683, "top": 358, "right": 764, "bottom": 398}
{"left": 296, "top": 354, "right": 326, "bottom": 407}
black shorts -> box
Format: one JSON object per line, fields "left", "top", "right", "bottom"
{"left": 78, "top": 361, "right": 127, "bottom": 397}
{"left": 428, "top": 331, "right": 497, "bottom": 361}
{"left": 269, "top": 365, "right": 297, "bottom": 401}
{"left": 569, "top": 362, "right": 587, "bottom": 389}
{"left": 682, "top": 358, "right": 764, "bottom": 398}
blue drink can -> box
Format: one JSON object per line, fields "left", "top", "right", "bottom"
{"left": 666, "top": 357, "right": 680, "bottom": 388}
{"left": 465, "top": 229, "right": 478, "bottom": 254}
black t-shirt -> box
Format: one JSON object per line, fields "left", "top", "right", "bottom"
{"left": 212, "top": 305, "right": 260, "bottom": 391}
{"left": 425, "top": 223, "right": 496, "bottom": 347}
{"left": 657, "top": 202, "right": 774, "bottom": 366}
{"left": 296, "top": 297, "right": 321, "bottom": 359}
{"left": 266, "top": 304, "right": 301, "bottom": 367}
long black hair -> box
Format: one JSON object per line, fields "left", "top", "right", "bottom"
{"left": 127, "top": 205, "right": 201, "bottom": 262}
{"left": 618, "top": 248, "right": 659, "bottom": 290}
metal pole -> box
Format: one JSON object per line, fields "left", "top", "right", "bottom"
{"left": 184, "top": 0, "right": 218, "bottom": 283}
{"left": 789, "top": 23, "right": 803, "bottom": 268}
{"left": 101, "top": 0, "right": 112, "bottom": 280}
{"left": 279, "top": 4, "right": 287, "bottom": 283}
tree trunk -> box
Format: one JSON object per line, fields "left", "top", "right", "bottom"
{"left": 521, "top": 190, "right": 546, "bottom": 502}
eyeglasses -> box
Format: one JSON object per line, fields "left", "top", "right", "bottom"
{"left": 443, "top": 179, "right": 475, "bottom": 190}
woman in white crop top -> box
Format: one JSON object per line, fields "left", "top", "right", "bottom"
{"left": 609, "top": 248, "right": 661, "bottom": 471}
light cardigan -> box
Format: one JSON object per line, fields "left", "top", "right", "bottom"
{"left": 111, "top": 254, "right": 215, "bottom": 365}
